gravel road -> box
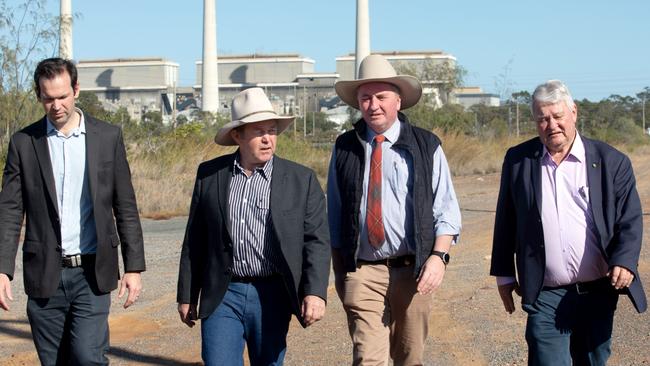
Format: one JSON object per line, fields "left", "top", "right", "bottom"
{"left": 1, "top": 169, "right": 649, "bottom": 365}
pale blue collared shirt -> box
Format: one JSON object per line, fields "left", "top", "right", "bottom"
{"left": 46, "top": 109, "right": 97, "bottom": 256}
{"left": 327, "top": 120, "right": 462, "bottom": 261}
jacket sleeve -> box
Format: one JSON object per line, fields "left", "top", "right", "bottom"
{"left": 490, "top": 150, "right": 517, "bottom": 278}
{"left": 177, "top": 172, "right": 206, "bottom": 304}
{"left": 607, "top": 154, "right": 643, "bottom": 276}
{"left": 112, "top": 128, "right": 146, "bottom": 272}
{"left": 300, "top": 170, "right": 331, "bottom": 301}
{"left": 0, "top": 137, "right": 25, "bottom": 279}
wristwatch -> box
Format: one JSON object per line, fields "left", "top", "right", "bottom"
{"left": 431, "top": 251, "right": 450, "bottom": 266}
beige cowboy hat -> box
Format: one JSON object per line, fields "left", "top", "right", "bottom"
{"left": 215, "top": 87, "right": 295, "bottom": 146}
{"left": 335, "top": 54, "right": 422, "bottom": 110}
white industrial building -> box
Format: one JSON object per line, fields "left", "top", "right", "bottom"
{"left": 77, "top": 50, "right": 488, "bottom": 126}
{"left": 77, "top": 58, "right": 179, "bottom": 122}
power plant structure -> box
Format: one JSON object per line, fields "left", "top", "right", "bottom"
{"left": 61, "top": 1, "right": 497, "bottom": 125}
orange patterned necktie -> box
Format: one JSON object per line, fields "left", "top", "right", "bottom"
{"left": 366, "top": 135, "right": 385, "bottom": 248}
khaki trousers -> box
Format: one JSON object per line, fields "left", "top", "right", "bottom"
{"left": 336, "top": 262, "right": 434, "bottom": 366}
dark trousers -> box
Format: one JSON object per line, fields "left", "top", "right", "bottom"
{"left": 26, "top": 265, "right": 111, "bottom": 366}
{"left": 523, "top": 283, "right": 619, "bottom": 366}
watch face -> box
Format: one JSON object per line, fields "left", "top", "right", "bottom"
{"left": 433, "top": 251, "right": 450, "bottom": 265}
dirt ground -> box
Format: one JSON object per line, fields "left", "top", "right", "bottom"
{"left": 1, "top": 153, "right": 649, "bottom": 365}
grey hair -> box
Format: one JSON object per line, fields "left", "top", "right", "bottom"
{"left": 531, "top": 80, "right": 575, "bottom": 113}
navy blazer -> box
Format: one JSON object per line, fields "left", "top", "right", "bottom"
{"left": 490, "top": 136, "right": 646, "bottom": 313}
{"left": 0, "top": 115, "right": 146, "bottom": 298}
{"left": 176, "top": 153, "right": 331, "bottom": 327}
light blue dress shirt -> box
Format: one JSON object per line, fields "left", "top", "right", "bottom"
{"left": 327, "top": 120, "right": 462, "bottom": 261}
{"left": 46, "top": 109, "right": 97, "bottom": 256}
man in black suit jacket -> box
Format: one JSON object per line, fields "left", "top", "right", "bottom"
{"left": 0, "top": 58, "right": 145, "bottom": 365}
{"left": 491, "top": 80, "right": 646, "bottom": 365}
{"left": 176, "top": 87, "right": 330, "bottom": 365}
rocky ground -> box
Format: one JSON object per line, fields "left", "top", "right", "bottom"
{"left": 1, "top": 154, "right": 649, "bottom": 365}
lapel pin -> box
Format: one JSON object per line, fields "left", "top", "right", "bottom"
{"left": 592, "top": 163, "right": 598, "bottom": 168}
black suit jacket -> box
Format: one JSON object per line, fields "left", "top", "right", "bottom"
{"left": 177, "top": 153, "right": 331, "bottom": 326}
{"left": 490, "top": 136, "right": 646, "bottom": 313}
{"left": 0, "top": 115, "right": 146, "bottom": 298}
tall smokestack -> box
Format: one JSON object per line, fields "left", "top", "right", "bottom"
{"left": 59, "top": 0, "right": 73, "bottom": 59}
{"left": 201, "top": 0, "right": 219, "bottom": 113}
{"left": 355, "top": 0, "right": 370, "bottom": 78}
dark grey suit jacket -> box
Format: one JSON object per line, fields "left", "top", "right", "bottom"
{"left": 0, "top": 115, "right": 146, "bottom": 298}
{"left": 176, "top": 153, "right": 331, "bottom": 326}
{"left": 490, "top": 136, "right": 646, "bottom": 313}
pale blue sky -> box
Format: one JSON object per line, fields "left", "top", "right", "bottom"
{"left": 43, "top": 0, "right": 650, "bottom": 101}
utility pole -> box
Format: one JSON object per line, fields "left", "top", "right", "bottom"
{"left": 303, "top": 85, "right": 307, "bottom": 138}
{"left": 515, "top": 99, "right": 520, "bottom": 137}
{"left": 293, "top": 85, "right": 297, "bottom": 138}
{"left": 643, "top": 93, "right": 646, "bottom": 134}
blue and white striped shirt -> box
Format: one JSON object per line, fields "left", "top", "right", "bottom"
{"left": 228, "top": 155, "right": 280, "bottom": 277}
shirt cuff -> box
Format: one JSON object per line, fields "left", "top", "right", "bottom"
{"left": 496, "top": 276, "right": 517, "bottom": 286}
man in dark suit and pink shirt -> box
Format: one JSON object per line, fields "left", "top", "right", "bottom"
{"left": 491, "top": 79, "right": 646, "bottom": 366}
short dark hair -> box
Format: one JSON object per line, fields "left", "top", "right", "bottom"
{"left": 33, "top": 58, "right": 78, "bottom": 99}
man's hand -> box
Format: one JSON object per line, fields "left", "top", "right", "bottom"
{"left": 0, "top": 273, "right": 13, "bottom": 311}
{"left": 497, "top": 281, "right": 521, "bottom": 314}
{"left": 301, "top": 295, "right": 325, "bottom": 327}
{"left": 178, "top": 303, "right": 198, "bottom": 328}
{"left": 608, "top": 265, "right": 635, "bottom": 290}
{"left": 118, "top": 272, "right": 142, "bottom": 309}
{"left": 416, "top": 255, "right": 446, "bottom": 295}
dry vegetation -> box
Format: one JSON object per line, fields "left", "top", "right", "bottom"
{"left": 128, "top": 131, "right": 538, "bottom": 219}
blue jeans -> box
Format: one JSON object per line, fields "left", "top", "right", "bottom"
{"left": 201, "top": 277, "right": 292, "bottom": 366}
{"left": 523, "top": 285, "right": 619, "bottom": 366}
{"left": 27, "top": 265, "right": 111, "bottom": 366}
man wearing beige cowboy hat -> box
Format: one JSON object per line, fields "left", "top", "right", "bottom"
{"left": 327, "top": 54, "right": 461, "bottom": 365}
{"left": 177, "top": 87, "right": 331, "bottom": 365}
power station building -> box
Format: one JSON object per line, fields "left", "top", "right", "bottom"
{"left": 77, "top": 50, "right": 496, "bottom": 125}
{"left": 77, "top": 58, "right": 179, "bottom": 122}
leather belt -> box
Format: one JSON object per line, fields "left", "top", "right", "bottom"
{"left": 230, "top": 275, "right": 278, "bottom": 283}
{"left": 545, "top": 277, "right": 614, "bottom": 295}
{"left": 357, "top": 255, "right": 415, "bottom": 268}
{"left": 61, "top": 254, "right": 95, "bottom": 268}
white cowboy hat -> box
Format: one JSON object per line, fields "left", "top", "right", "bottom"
{"left": 335, "top": 54, "right": 422, "bottom": 110}
{"left": 215, "top": 87, "right": 295, "bottom": 146}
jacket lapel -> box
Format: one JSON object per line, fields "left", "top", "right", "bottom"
{"left": 217, "top": 154, "right": 234, "bottom": 238}
{"left": 531, "top": 140, "right": 544, "bottom": 216}
{"left": 270, "top": 156, "right": 287, "bottom": 249}
{"left": 31, "top": 118, "right": 59, "bottom": 217}
{"left": 84, "top": 114, "right": 100, "bottom": 206}
{"left": 583, "top": 138, "right": 606, "bottom": 245}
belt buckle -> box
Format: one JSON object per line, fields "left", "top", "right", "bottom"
{"left": 575, "top": 282, "right": 588, "bottom": 295}
{"left": 63, "top": 254, "right": 82, "bottom": 268}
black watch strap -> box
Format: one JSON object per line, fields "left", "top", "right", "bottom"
{"left": 431, "top": 250, "right": 450, "bottom": 265}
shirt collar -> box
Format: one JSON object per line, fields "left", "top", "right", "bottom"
{"left": 365, "top": 118, "right": 400, "bottom": 143}
{"left": 46, "top": 108, "right": 86, "bottom": 137}
{"left": 542, "top": 131, "right": 585, "bottom": 164}
{"left": 232, "top": 152, "right": 274, "bottom": 180}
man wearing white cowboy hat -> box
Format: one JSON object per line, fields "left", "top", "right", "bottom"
{"left": 327, "top": 54, "right": 461, "bottom": 365}
{"left": 177, "top": 87, "right": 331, "bottom": 365}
